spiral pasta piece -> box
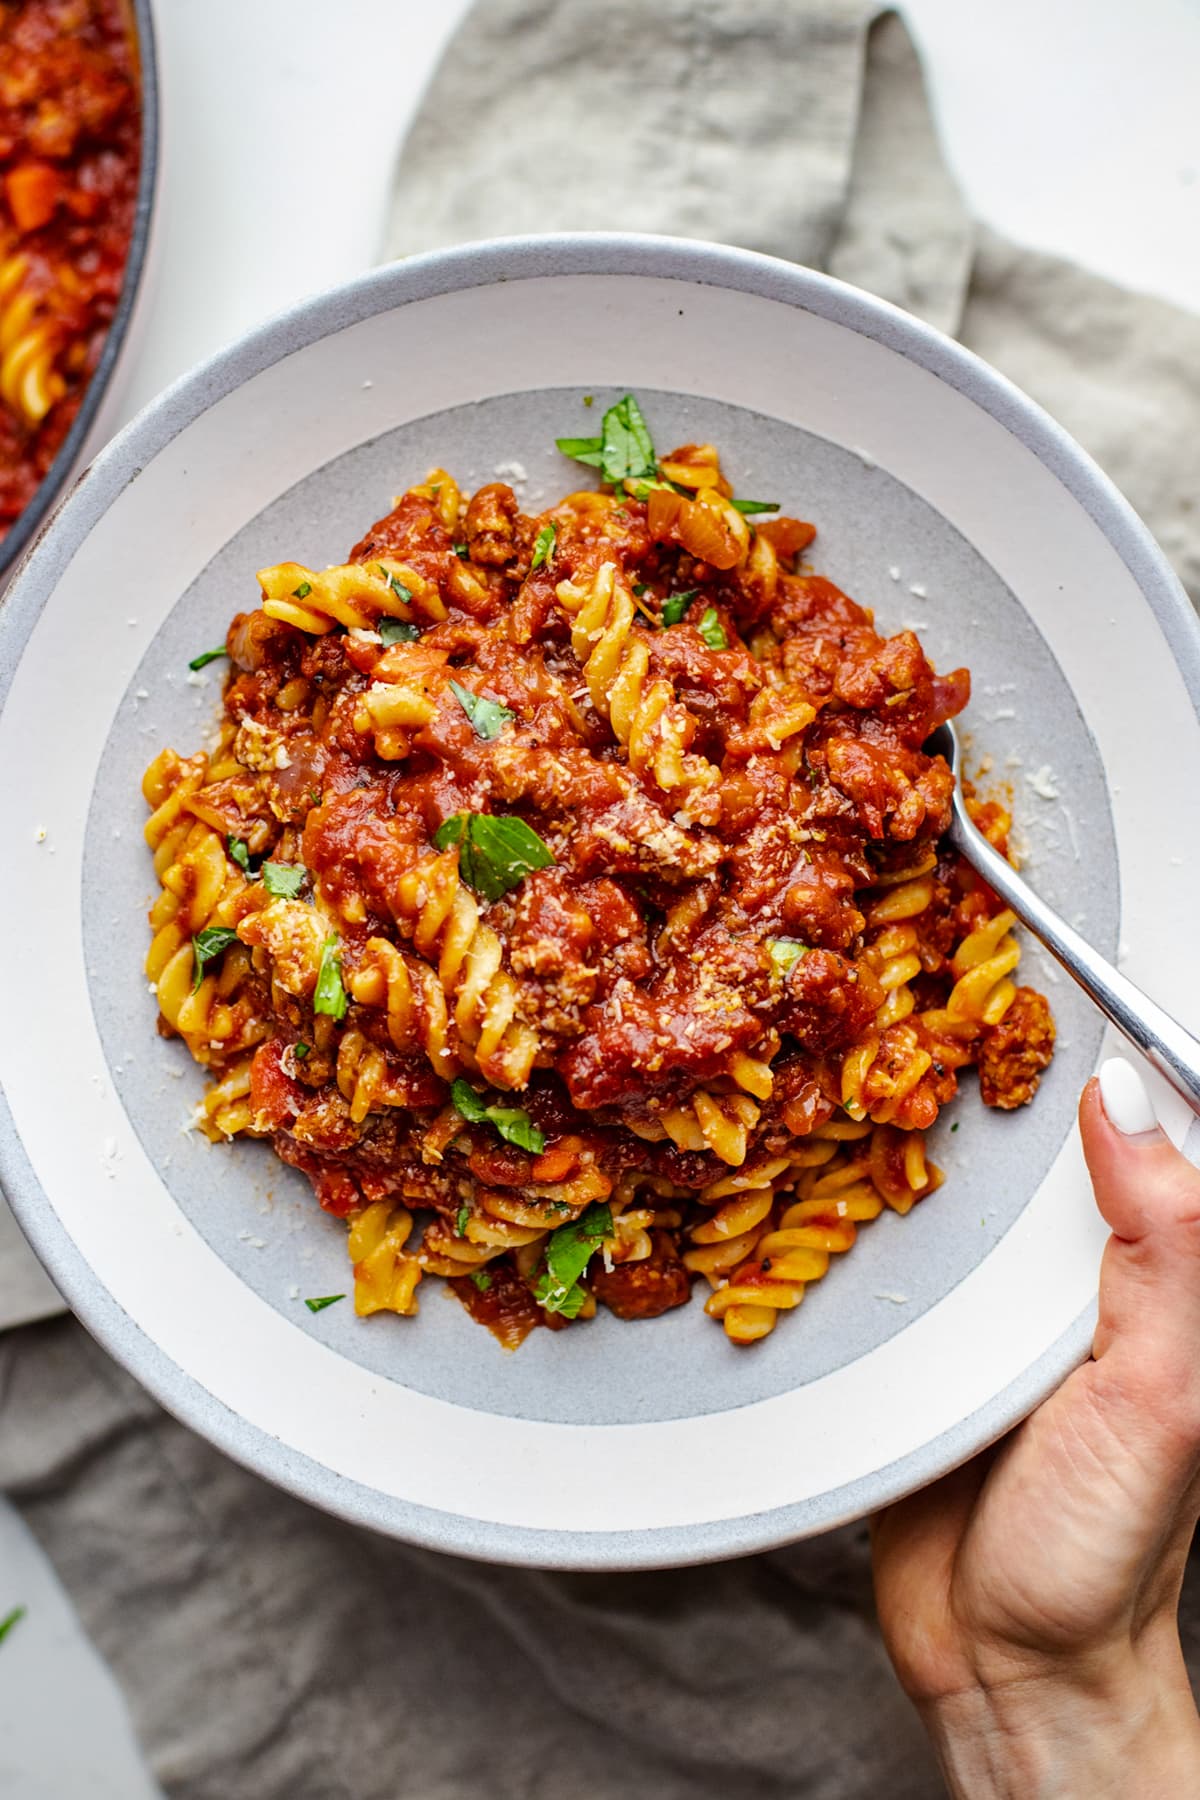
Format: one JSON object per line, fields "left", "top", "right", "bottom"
{"left": 0, "top": 253, "right": 65, "bottom": 424}
{"left": 555, "top": 563, "right": 720, "bottom": 801}
{"left": 347, "top": 1202, "right": 423, "bottom": 1316}
{"left": 659, "top": 1091, "right": 761, "bottom": 1167}
{"left": 258, "top": 557, "right": 447, "bottom": 635}
{"left": 142, "top": 756, "right": 271, "bottom": 1061}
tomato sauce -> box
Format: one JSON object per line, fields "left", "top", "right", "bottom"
{"left": 0, "top": 0, "right": 141, "bottom": 535}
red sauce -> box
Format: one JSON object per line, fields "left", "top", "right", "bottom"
{"left": 0, "top": 0, "right": 141, "bottom": 536}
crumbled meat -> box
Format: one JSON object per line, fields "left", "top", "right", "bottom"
{"left": 590, "top": 1232, "right": 693, "bottom": 1320}
{"left": 978, "top": 987, "right": 1056, "bottom": 1109}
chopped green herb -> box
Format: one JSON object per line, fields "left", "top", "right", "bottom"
{"left": 456, "top": 1204, "right": 471, "bottom": 1237}
{"left": 661, "top": 589, "right": 697, "bottom": 626}
{"left": 535, "top": 1202, "right": 613, "bottom": 1313}
{"left": 470, "top": 1270, "right": 492, "bottom": 1293}
{"left": 293, "top": 1042, "right": 310, "bottom": 1061}
{"left": 448, "top": 679, "right": 514, "bottom": 742}
{"left": 292, "top": 580, "right": 313, "bottom": 598}
{"left": 188, "top": 646, "right": 227, "bottom": 672}
{"left": 434, "top": 811, "right": 555, "bottom": 902}
{"left": 632, "top": 582, "right": 648, "bottom": 597}
{"left": 191, "top": 925, "right": 239, "bottom": 992}
{"left": 262, "top": 861, "right": 306, "bottom": 899}
{"left": 451, "top": 1078, "right": 545, "bottom": 1154}
{"left": 452, "top": 542, "right": 470, "bottom": 558}
{"left": 375, "top": 565, "right": 414, "bottom": 606}
{"left": 730, "top": 498, "right": 780, "bottom": 515}
{"left": 582, "top": 394, "right": 595, "bottom": 407}
{"left": 698, "top": 606, "right": 727, "bottom": 650}
{"left": 0, "top": 1605, "right": 26, "bottom": 1647}
{"left": 304, "top": 1294, "right": 344, "bottom": 1314}
{"left": 379, "top": 617, "right": 420, "bottom": 646}
{"left": 555, "top": 434, "right": 604, "bottom": 468}
{"left": 313, "top": 936, "right": 348, "bottom": 1021}
{"left": 556, "top": 392, "right": 657, "bottom": 487}
{"left": 599, "top": 393, "right": 656, "bottom": 486}
{"left": 539, "top": 1278, "right": 589, "bottom": 1318}
{"left": 951, "top": 1121, "right": 960, "bottom": 1132}
{"left": 227, "top": 835, "right": 252, "bottom": 874}
{"left": 768, "top": 937, "right": 808, "bottom": 977}
{"left": 529, "top": 522, "right": 557, "bottom": 571}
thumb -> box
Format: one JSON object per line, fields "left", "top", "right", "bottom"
{"left": 1080, "top": 1058, "right": 1200, "bottom": 1442}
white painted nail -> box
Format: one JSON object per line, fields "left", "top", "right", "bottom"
{"left": 1098, "top": 1057, "right": 1158, "bottom": 1136}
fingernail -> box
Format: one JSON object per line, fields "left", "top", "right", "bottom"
{"left": 1098, "top": 1057, "right": 1159, "bottom": 1136}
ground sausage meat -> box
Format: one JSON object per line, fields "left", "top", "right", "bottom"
{"left": 977, "top": 987, "right": 1056, "bottom": 1109}
{"left": 590, "top": 1233, "right": 693, "bottom": 1321}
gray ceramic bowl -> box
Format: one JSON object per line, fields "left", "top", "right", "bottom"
{"left": 2, "top": 236, "right": 1198, "bottom": 1568}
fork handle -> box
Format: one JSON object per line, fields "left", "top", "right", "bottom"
{"left": 950, "top": 817, "right": 1200, "bottom": 1119}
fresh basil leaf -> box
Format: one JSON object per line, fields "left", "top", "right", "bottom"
{"left": 455, "top": 1204, "right": 471, "bottom": 1237}
{"left": 191, "top": 925, "right": 239, "bottom": 992}
{"left": 450, "top": 1078, "right": 545, "bottom": 1154}
{"left": 227, "top": 835, "right": 251, "bottom": 874}
{"left": 292, "top": 580, "right": 313, "bottom": 598}
{"left": 537, "top": 1202, "right": 613, "bottom": 1312}
{"left": 661, "top": 589, "right": 697, "bottom": 626}
{"left": 599, "top": 393, "right": 656, "bottom": 486}
{"left": 304, "top": 1294, "right": 344, "bottom": 1314}
{"left": 448, "top": 679, "right": 514, "bottom": 742}
{"left": 470, "top": 1270, "right": 492, "bottom": 1292}
{"left": 529, "top": 522, "right": 557, "bottom": 571}
{"left": 698, "top": 606, "right": 727, "bottom": 650}
{"left": 293, "top": 1041, "right": 310, "bottom": 1060}
{"left": 482, "top": 1106, "right": 544, "bottom": 1154}
{"left": 434, "top": 812, "right": 555, "bottom": 902}
{"left": 534, "top": 1274, "right": 588, "bottom": 1318}
{"left": 730, "top": 498, "right": 780, "bottom": 515}
{"left": 379, "top": 617, "right": 420, "bottom": 646}
{"left": 0, "top": 1605, "right": 26, "bottom": 1646}
{"left": 374, "top": 565, "right": 414, "bottom": 606}
{"left": 262, "top": 860, "right": 306, "bottom": 899}
{"left": 768, "top": 937, "right": 808, "bottom": 976}
{"left": 449, "top": 1076, "right": 488, "bottom": 1125}
{"left": 188, "top": 646, "right": 227, "bottom": 671}
{"left": 313, "top": 936, "right": 348, "bottom": 1020}
{"left": 556, "top": 434, "right": 604, "bottom": 468}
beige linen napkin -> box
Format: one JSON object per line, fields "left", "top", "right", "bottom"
{"left": 3, "top": 8, "right": 1199, "bottom": 1797}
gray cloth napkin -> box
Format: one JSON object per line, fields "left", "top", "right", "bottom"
{"left": 4, "top": 7, "right": 1200, "bottom": 1796}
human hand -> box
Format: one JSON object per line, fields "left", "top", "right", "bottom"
{"left": 872, "top": 1058, "right": 1200, "bottom": 1799}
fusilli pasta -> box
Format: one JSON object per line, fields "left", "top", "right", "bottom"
{"left": 140, "top": 398, "right": 1055, "bottom": 1347}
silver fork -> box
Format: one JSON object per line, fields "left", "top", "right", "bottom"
{"left": 925, "top": 720, "right": 1200, "bottom": 1118}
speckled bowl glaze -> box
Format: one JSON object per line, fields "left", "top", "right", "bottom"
{"left": 2, "top": 236, "right": 1198, "bottom": 1569}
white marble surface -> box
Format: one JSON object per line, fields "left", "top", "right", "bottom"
{"left": 4, "top": 2, "right": 1199, "bottom": 1794}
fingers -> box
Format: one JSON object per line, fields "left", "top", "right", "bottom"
{"left": 1079, "top": 1058, "right": 1200, "bottom": 1456}
{"left": 1079, "top": 1061, "right": 1200, "bottom": 1243}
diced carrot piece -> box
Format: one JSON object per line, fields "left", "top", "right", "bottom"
{"left": 758, "top": 517, "right": 817, "bottom": 558}
{"left": 6, "top": 162, "right": 61, "bottom": 232}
